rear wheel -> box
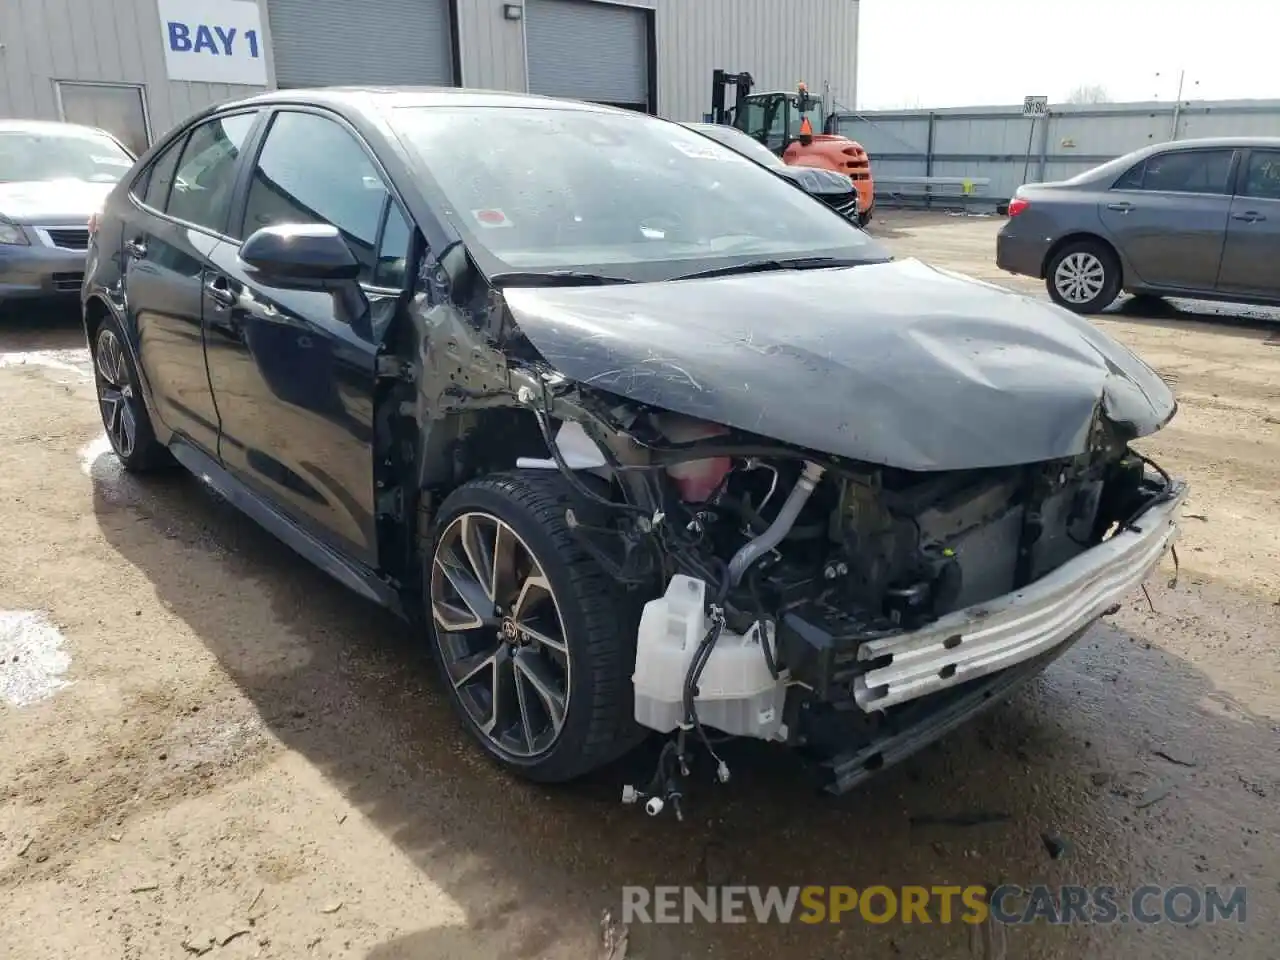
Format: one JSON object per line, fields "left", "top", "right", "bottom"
{"left": 426, "top": 472, "right": 644, "bottom": 782}
{"left": 1046, "top": 240, "right": 1121, "bottom": 314}
{"left": 92, "top": 314, "right": 171, "bottom": 472}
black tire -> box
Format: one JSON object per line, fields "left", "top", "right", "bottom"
{"left": 1045, "top": 239, "right": 1121, "bottom": 314}
{"left": 425, "top": 471, "right": 644, "bottom": 783}
{"left": 857, "top": 209, "right": 873, "bottom": 227}
{"left": 91, "top": 313, "right": 172, "bottom": 472}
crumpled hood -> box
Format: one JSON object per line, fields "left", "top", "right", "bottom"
{"left": 502, "top": 258, "right": 1176, "bottom": 471}
{"left": 0, "top": 179, "right": 114, "bottom": 223}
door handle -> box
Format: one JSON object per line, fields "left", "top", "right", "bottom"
{"left": 204, "top": 276, "right": 237, "bottom": 309}
{"left": 1106, "top": 202, "right": 1134, "bottom": 213}
{"left": 124, "top": 238, "right": 147, "bottom": 258}
{"left": 1232, "top": 211, "right": 1266, "bottom": 223}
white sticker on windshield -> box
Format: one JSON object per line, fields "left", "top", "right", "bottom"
{"left": 93, "top": 156, "right": 132, "bottom": 166}
{"left": 672, "top": 140, "right": 747, "bottom": 162}
{"left": 471, "top": 208, "right": 513, "bottom": 228}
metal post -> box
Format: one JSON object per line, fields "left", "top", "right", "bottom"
{"left": 1169, "top": 69, "right": 1185, "bottom": 140}
{"left": 1036, "top": 109, "right": 1052, "bottom": 183}
{"left": 924, "top": 112, "right": 936, "bottom": 209}
{"left": 1021, "top": 116, "right": 1036, "bottom": 185}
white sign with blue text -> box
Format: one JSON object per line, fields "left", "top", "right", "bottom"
{"left": 157, "top": 0, "right": 268, "bottom": 86}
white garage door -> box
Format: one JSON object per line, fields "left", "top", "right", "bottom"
{"left": 267, "top": 0, "right": 454, "bottom": 89}
{"left": 525, "top": 0, "right": 649, "bottom": 109}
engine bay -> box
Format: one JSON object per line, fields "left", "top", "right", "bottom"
{"left": 510, "top": 391, "right": 1179, "bottom": 817}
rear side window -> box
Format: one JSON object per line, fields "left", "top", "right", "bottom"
{"left": 1240, "top": 150, "right": 1280, "bottom": 201}
{"left": 240, "top": 110, "right": 392, "bottom": 284}
{"left": 138, "top": 136, "right": 185, "bottom": 210}
{"left": 1113, "top": 160, "right": 1145, "bottom": 191}
{"left": 1115, "top": 149, "right": 1234, "bottom": 195}
{"left": 166, "top": 112, "right": 257, "bottom": 232}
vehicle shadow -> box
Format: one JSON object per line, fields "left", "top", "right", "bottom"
{"left": 1105, "top": 294, "right": 1280, "bottom": 340}
{"left": 88, "top": 458, "right": 1276, "bottom": 960}
{"left": 0, "top": 301, "right": 86, "bottom": 352}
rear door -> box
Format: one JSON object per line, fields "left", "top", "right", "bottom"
{"left": 1216, "top": 148, "right": 1280, "bottom": 299}
{"left": 203, "top": 108, "right": 412, "bottom": 565}
{"left": 1096, "top": 147, "right": 1236, "bottom": 291}
{"left": 121, "top": 111, "right": 258, "bottom": 455}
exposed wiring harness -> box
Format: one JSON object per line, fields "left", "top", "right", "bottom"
{"left": 681, "top": 605, "right": 730, "bottom": 782}
{"left": 532, "top": 407, "right": 650, "bottom": 518}
{"left": 746, "top": 565, "right": 780, "bottom": 680}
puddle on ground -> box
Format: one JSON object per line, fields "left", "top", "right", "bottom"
{"left": 79, "top": 433, "right": 115, "bottom": 478}
{"left": 0, "top": 610, "right": 73, "bottom": 707}
{"left": 0, "top": 349, "right": 93, "bottom": 382}
{"left": 78, "top": 432, "right": 149, "bottom": 506}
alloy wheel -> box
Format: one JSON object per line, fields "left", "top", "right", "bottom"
{"left": 96, "top": 328, "right": 137, "bottom": 460}
{"left": 430, "top": 512, "right": 571, "bottom": 758}
{"left": 1053, "top": 251, "right": 1106, "bottom": 305}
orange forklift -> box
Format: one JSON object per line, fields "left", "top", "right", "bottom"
{"left": 709, "top": 69, "right": 875, "bottom": 225}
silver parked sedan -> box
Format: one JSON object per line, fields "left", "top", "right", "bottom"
{"left": 0, "top": 120, "right": 135, "bottom": 308}
{"left": 997, "top": 136, "right": 1280, "bottom": 313}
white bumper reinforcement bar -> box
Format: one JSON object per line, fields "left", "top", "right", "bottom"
{"left": 853, "top": 482, "right": 1189, "bottom": 711}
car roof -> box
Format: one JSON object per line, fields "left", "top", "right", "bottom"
{"left": 0, "top": 118, "right": 117, "bottom": 137}
{"left": 222, "top": 85, "right": 627, "bottom": 116}
{"left": 1133, "top": 136, "right": 1280, "bottom": 156}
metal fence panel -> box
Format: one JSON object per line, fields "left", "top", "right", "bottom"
{"left": 834, "top": 98, "right": 1280, "bottom": 210}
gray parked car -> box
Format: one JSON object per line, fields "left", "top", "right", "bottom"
{"left": 0, "top": 120, "right": 135, "bottom": 308}
{"left": 997, "top": 136, "right": 1280, "bottom": 313}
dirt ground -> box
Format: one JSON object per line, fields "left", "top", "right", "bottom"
{"left": 1, "top": 211, "right": 1277, "bottom": 960}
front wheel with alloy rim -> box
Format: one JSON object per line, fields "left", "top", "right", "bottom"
{"left": 92, "top": 315, "right": 171, "bottom": 472}
{"left": 1045, "top": 240, "right": 1121, "bottom": 314}
{"left": 426, "top": 472, "right": 644, "bottom": 783}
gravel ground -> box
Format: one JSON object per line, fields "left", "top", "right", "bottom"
{"left": 0, "top": 211, "right": 1276, "bottom": 959}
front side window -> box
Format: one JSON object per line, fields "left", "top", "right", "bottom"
{"left": 374, "top": 202, "right": 413, "bottom": 289}
{"left": 0, "top": 128, "right": 134, "bottom": 184}
{"left": 390, "top": 105, "right": 884, "bottom": 281}
{"left": 241, "top": 111, "right": 390, "bottom": 284}
{"left": 1240, "top": 150, "right": 1280, "bottom": 201}
{"left": 167, "top": 113, "right": 257, "bottom": 232}
{"left": 1119, "top": 149, "right": 1234, "bottom": 195}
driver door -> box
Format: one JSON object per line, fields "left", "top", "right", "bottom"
{"left": 203, "top": 108, "right": 413, "bottom": 566}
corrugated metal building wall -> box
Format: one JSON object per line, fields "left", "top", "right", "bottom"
{"left": 834, "top": 99, "right": 1280, "bottom": 208}
{"left": 1, "top": 0, "right": 859, "bottom": 144}
{"left": 459, "top": 0, "right": 861, "bottom": 121}
{"left": 0, "top": 0, "right": 276, "bottom": 148}
{"left": 654, "top": 0, "right": 859, "bottom": 122}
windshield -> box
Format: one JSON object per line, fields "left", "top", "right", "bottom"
{"left": 791, "top": 100, "right": 825, "bottom": 139}
{"left": 0, "top": 129, "right": 134, "bottom": 184}
{"left": 686, "top": 124, "right": 786, "bottom": 169}
{"left": 389, "top": 106, "right": 884, "bottom": 281}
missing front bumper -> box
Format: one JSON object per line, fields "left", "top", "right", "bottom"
{"left": 818, "top": 636, "right": 1083, "bottom": 795}
{"left": 851, "top": 481, "right": 1187, "bottom": 710}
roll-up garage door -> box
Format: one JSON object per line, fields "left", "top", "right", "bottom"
{"left": 267, "top": 0, "right": 454, "bottom": 89}
{"left": 526, "top": 0, "right": 649, "bottom": 110}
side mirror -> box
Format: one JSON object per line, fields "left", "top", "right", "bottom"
{"left": 240, "top": 223, "right": 360, "bottom": 282}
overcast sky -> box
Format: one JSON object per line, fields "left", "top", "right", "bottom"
{"left": 856, "top": 0, "right": 1280, "bottom": 110}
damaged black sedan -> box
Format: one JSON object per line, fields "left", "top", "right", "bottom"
{"left": 82, "top": 88, "right": 1186, "bottom": 809}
